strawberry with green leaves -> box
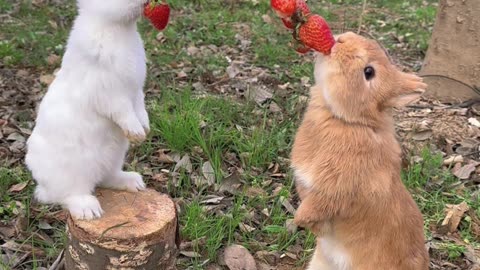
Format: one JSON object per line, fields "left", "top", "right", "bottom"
{"left": 144, "top": 1, "right": 170, "bottom": 31}
{"left": 275, "top": 0, "right": 310, "bottom": 30}
{"left": 297, "top": 14, "right": 335, "bottom": 55}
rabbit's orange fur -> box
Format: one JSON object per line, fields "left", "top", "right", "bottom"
{"left": 291, "top": 32, "right": 429, "bottom": 270}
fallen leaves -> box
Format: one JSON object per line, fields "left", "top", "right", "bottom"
{"left": 440, "top": 202, "right": 469, "bottom": 234}
{"left": 202, "top": 161, "right": 216, "bottom": 186}
{"left": 8, "top": 181, "right": 28, "bottom": 193}
{"left": 174, "top": 154, "right": 193, "bottom": 173}
{"left": 443, "top": 155, "right": 464, "bottom": 165}
{"left": 39, "top": 74, "right": 55, "bottom": 86}
{"left": 468, "top": 117, "right": 480, "bottom": 128}
{"left": 453, "top": 163, "right": 477, "bottom": 180}
{"left": 411, "top": 129, "right": 433, "bottom": 141}
{"left": 223, "top": 244, "right": 257, "bottom": 270}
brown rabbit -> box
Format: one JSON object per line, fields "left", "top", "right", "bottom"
{"left": 291, "top": 32, "right": 429, "bottom": 270}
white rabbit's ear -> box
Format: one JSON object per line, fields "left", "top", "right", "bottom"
{"left": 387, "top": 73, "right": 427, "bottom": 108}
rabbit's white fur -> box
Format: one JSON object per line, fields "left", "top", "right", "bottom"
{"left": 25, "top": 0, "right": 149, "bottom": 220}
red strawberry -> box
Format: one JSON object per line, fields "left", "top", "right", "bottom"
{"left": 281, "top": 17, "right": 294, "bottom": 29}
{"left": 298, "top": 14, "right": 335, "bottom": 55}
{"left": 144, "top": 2, "right": 171, "bottom": 31}
{"left": 296, "top": 0, "right": 310, "bottom": 16}
{"left": 271, "top": 0, "right": 296, "bottom": 18}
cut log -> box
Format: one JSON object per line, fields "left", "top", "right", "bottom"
{"left": 65, "top": 188, "right": 179, "bottom": 270}
{"left": 420, "top": 0, "right": 480, "bottom": 103}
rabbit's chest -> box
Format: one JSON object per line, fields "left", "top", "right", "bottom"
{"left": 113, "top": 50, "right": 146, "bottom": 89}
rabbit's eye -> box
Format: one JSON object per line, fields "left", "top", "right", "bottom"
{"left": 364, "top": 66, "right": 375, "bottom": 80}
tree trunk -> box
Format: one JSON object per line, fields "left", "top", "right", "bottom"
{"left": 65, "top": 188, "right": 179, "bottom": 270}
{"left": 420, "top": 0, "right": 480, "bottom": 103}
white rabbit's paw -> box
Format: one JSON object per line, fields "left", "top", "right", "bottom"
{"left": 64, "top": 195, "right": 104, "bottom": 220}
{"left": 139, "top": 110, "right": 150, "bottom": 134}
{"left": 121, "top": 172, "right": 146, "bottom": 192}
{"left": 124, "top": 129, "right": 146, "bottom": 143}
{"left": 142, "top": 123, "right": 150, "bottom": 136}
{"left": 104, "top": 171, "right": 146, "bottom": 192}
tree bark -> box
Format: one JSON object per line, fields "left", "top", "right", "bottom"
{"left": 420, "top": 0, "right": 480, "bottom": 103}
{"left": 65, "top": 188, "right": 179, "bottom": 270}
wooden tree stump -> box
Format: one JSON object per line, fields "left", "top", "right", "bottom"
{"left": 420, "top": 0, "right": 480, "bottom": 102}
{"left": 65, "top": 188, "right": 179, "bottom": 270}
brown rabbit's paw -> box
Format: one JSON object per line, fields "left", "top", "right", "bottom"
{"left": 294, "top": 206, "right": 318, "bottom": 229}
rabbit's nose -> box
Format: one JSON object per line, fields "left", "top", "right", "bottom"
{"left": 337, "top": 35, "right": 349, "bottom": 44}
{"left": 337, "top": 31, "right": 356, "bottom": 43}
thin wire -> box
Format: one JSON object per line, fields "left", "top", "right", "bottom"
{"left": 420, "top": 74, "right": 480, "bottom": 96}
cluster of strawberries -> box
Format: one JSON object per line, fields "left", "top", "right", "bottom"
{"left": 271, "top": 0, "right": 335, "bottom": 55}
{"left": 144, "top": 1, "right": 171, "bottom": 31}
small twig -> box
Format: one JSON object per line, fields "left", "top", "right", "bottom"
{"left": 48, "top": 249, "right": 64, "bottom": 270}
{"left": 405, "top": 104, "right": 434, "bottom": 110}
{"left": 98, "top": 222, "right": 130, "bottom": 240}
{"left": 463, "top": 150, "right": 480, "bottom": 158}
{"left": 131, "top": 193, "right": 138, "bottom": 206}
{"left": 357, "top": 0, "right": 368, "bottom": 34}
{"left": 207, "top": 75, "right": 229, "bottom": 87}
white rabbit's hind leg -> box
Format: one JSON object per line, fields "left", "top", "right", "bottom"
{"left": 34, "top": 185, "right": 57, "bottom": 204}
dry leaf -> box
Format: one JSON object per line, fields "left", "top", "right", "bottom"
{"left": 239, "top": 223, "right": 256, "bottom": 233}
{"left": 201, "top": 196, "right": 224, "bottom": 204}
{"left": 411, "top": 130, "right": 433, "bottom": 141}
{"left": 174, "top": 154, "right": 192, "bottom": 173}
{"left": 187, "top": 46, "right": 200, "bottom": 56}
{"left": 218, "top": 172, "right": 243, "bottom": 195}
{"left": 280, "top": 197, "right": 296, "bottom": 215}
{"left": 246, "top": 186, "right": 267, "bottom": 197}
{"left": 223, "top": 244, "right": 257, "bottom": 270}
{"left": 261, "top": 14, "right": 273, "bottom": 24}
{"left": 468, "top": 117, "right": 480, "bottom": 128}
{"left": 285, "top": 219, "right": 297, "bottom": 234}
{"left": 39, "top": 74, "right": 55, "bottom": 85}
{"left": 255, "top": 250, "right": 278, "bottom": 265}
{"left": 8, "top": 182, "right": 28, "bottom": 193}
{"left": 247, "top": 86, "right": 273, "bottom": 106}
{"left": 441, "top": 202, "right": 469, "bottom": 233}
{"left": 46, "top": 54, "right": 61, "bottom": 65}
{"left": 6, "top": 133, "right": 25, "bottom": 142}
{"left": 443, "top": 155, "right": 464, "bottom": 165}
{"left": 453, "top": 164, "right": 476, "bottom": 180}
{"left": 226, "top": 64, "right": 241, "bottom": 79}
{"left": 180, "top": 251, "right": 202, "bottom": 258}
{"left": 156, "top": 150, "right": 175, "bottom": 163}
{"left": 0, "top": 225, "right": 16, "bottom": 238}
{"left": 202, "top": 161, "right": 216, "bottom": 186}
{"left": 177, "top": 70, "right": 188, "bottom": 78}
{"left": 269, "top": 102, "right": 282, "bottom": 113}
{"left": 38, "top": 220, "right": 54, "bottom": 230}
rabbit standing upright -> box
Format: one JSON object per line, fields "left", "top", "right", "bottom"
{"left": 26, "top": 0, "right": 150, "bottom": 220}
{"left": 291, "top": 32, "right": 429, "bottom": 270}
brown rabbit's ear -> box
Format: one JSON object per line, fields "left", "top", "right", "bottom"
{"left": 387, "top": 73, "right": 427, "bottom": 108}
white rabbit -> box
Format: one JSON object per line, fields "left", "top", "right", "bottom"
{"left": 25, "top": 0, "right": 150, "bottom": 220}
